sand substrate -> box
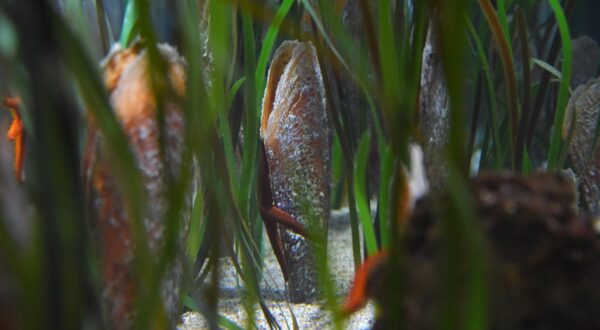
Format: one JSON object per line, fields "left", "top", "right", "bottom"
{"left": 179, "top": 209, "right": 374, "bottom": 330}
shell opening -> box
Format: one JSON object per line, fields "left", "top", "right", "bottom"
{"left": 260, "top": 41, "right": 301, "bottom": 137}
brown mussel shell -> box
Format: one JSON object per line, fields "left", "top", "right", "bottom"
{"left": 260, "top": 40, "right": 330, "bottom": 303}
{"left": 84, "top": 43, "right": 188, "bottom": 329}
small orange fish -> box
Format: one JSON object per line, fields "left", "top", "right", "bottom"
{"left": 3, "top": 97, "right": 24, "bottom": 182}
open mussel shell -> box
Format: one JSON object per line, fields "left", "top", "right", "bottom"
{"left": 260, "top": 40, "right": 330, "bottom": 302}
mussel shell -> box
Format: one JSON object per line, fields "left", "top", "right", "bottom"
{"left": 85, "top": 43, "right": 188, "bottom": 329}
{"left": 563, "top": 78, "right": 600, "bottom": 214}
{"left": 260, "top": 40, "right": 330, "bottom": 302}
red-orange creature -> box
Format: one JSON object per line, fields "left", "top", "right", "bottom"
{"left": 3, "top": 97, "right": 24, "bottom": 182}
{"left": 342, "top": 250, "right": 390, "bottom": 315}
{"left": 342, "top": 173, "right": 418, "bottom": 320}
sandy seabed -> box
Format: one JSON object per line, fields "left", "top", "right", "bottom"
{"left": 178, "top": 209, "right": 375, "bottom": 330}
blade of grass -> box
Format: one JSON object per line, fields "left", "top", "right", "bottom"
{"left": 255, "top": 0, "right": 294, "bottom": 101}
{"left": 238, "top": 0, "right": 258, "bottom": 231}
{"left": 227, "top": 77, "right": 246, "bottom": 108}
{"left": 357, "top": 0, "right": 381, "bottom": 83}
{"left": 378, "top": 0, "right": 400, "bottom": 109}
{"left": 531, "top": 58, "right": 562, "bottom": 79}
{"left": 94, "top": 0, "right": 110, "bottom": 53}
{"left": 237, "top": 8, "right": 265, "bottom": 326}
{"left": 377, "top": 145, "right": 394, "bottom": 248}
{"left": 497, "top": 0, "right": 513, "bottom": 58}
{"left": 219, "top": 76, "right": 245, "bottom": 200}
{"left": 233, "top": 2, "right": 293, "bottom": 327}
{"left": 320, "top": 59, "right": 361, "bottom": 270}
{"left": 468, "top": 74, "right": 484, "bottom": 169}
{"left": 444, "top": 170, "right": 488, "bottom": 330}
{"left": 304, "top": 1, "right": 373, "bottom": 273}
{"left": 522, "top": 145, "right": 533, "bottom": 174}
{"left": 547, "top": 0, "right": 573, "bottom": 169}
{"left": 65, "top": 0, "right": 97, "bottom": 56}
{"left": 5, "top": 3, "right": 97, "bottom": 328}
{"left": 219, "top": 104, "right": 240, "bottom": 196}
{"left": 380, "top": 0, "right": 414, "bottom": 161}
{"left": 120, "top": 0, "right": 138, "bottom": 46}
{"left": 478, "top": 121, "right": 492, "bottom": 170}
{"left": 226, "top": 4, "right": 239, "bottom": 89}
{"left": 51, "top": 10, "right": 147, "bottom": 254}
{"left": 302, "top": 0, "right": 385, "bottom": 151}
{"left": 207, "top": 146, "right": 288, "bottom": 329}
{"left": 205, "top": 116, "right": 289, "bottom": 328}
{"left": 354, "top": 132, "right": 377, "bottom": 256}
{"left": 177, "top": 0, "right": 211, "bottom": 276}
{"left": 214, "top": 1, "right": 265, "bottom": 327}
{"left": 219, "top": 315, "right": 245, "bottom": 330}
{"left": 515, "top": 8, "right": 532, "bottom": 171}
{"left": 314, "top": 2, "right": 404, "bottom": 266}
{"left": 129, "top": 0, "right": 188, "bottom": 327}
{"left": 466, "top": 19, "right": 503, "bottom": 169}
{"left": 51, "top": 23, "right": 152, "bottom": 330}
{"left": 331, "top": 134, "right": 345, "bottom": 208}
{"left": 187, "top": 188, "right": 206, "bottom": 263}
{"left": 526, "top": 0, "right": 577, "bottom": 149}
{"left": 434, "top": 2, "right": 489, "bottom": 329}
{"left": 405, "top": 0, "right": 428, "bottom": 132}
{"left": 478, "top": 0, "right": 520, "bottom": 169}
{"left": 121, "top": 1, "right": 189, "bottom": 327}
